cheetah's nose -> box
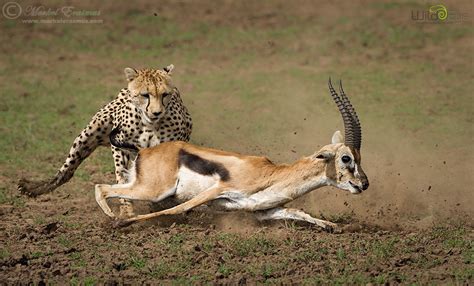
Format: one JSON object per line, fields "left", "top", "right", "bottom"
{"left": 152, "top": 112, "right": 162, "bottom": 117}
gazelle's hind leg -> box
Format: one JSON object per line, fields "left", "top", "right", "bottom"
{"left": 254, "top": 207, "right": 338, "bottom": 232}
{"left": 113, "top": 185, "right": 224, "bottom": 228}
{"left": 96, "top": 184, "right": 138, "bottom": 219}
{"left": 95, "top": 184, "right": 117, "bottom": 218}
{"left": 111, "top": 146, "right": 136, "bottom": 218}
{"left": 95, "top": 183, "right": 165, "bottom": 219}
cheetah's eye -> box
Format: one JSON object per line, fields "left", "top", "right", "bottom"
{"left": 141, "top": 93, "right": 150, "bottom": 98}
{"left": 162, "top": 92, "right": 170, "bottom": 98}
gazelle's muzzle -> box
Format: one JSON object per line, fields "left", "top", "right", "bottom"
{"left": 359, "top": 169, "right": 369, "bottom": 191}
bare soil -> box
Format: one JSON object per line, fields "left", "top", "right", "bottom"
{"left": 0, "top": 191, "right": 472, "bottom": 284}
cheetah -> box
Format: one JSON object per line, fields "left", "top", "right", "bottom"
{"left": 18, "top": 65, "right": 192, "bottom": 211}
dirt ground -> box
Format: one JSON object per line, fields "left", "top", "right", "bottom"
{"left": 0, "top": 0, "right": 473, "bottom": 284}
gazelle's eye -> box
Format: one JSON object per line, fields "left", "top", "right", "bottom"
{"left": 141, "top": 93, "right": 150, "bottom": 98}
{"left": 341, "top": 155, "right": 351, "bottom": 164}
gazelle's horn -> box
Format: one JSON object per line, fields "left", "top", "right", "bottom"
{"left": 338, "top": 80, "right": 362, "bottom": 150}
{"left": 328, "top": 78, "right": 355, "bottom": 147}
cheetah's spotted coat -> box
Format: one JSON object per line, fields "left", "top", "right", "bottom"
{"left": 19, "top": 65, "right": 192, "bottom": 198}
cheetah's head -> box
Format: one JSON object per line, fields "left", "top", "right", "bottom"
{"left": 124, "top": 65, "right": 176, "bottom": 123}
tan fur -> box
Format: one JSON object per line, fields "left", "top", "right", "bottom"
{"left": 95, "top": 134, "right": 369, "bottom": 229}
{"left": 94, "top": 79, "right": 369, "bottom": 228}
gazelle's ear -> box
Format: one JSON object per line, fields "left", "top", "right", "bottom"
{"left": 163, "top": 64, "right": 174, "bottom": 75}
{"left": 124, "top": 68, "right": 138, "bottom": 82}
{"left": 313, "top": 150, "right": 335, "bottom": 161}
{"left": 331, "top": 130, "right": 344, "bottom": 144}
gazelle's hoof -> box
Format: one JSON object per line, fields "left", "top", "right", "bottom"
{"left": 111, "top": 218, "right": 134, "bottom": 228}
{"left": 322, "top": 222, "right": 341, "bottom": 233}
{"left": 323, "top": 224, "right": 334, "bottom": 233}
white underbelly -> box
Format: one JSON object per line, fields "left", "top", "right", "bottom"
{"left": 175, "top": 166, "right": 219, "bottom": 201}
{"left": 174, "top": 168, "right": 293, "bottom": 211}
{"left": 212, "top": 188, "right": 292, "bottom": 211}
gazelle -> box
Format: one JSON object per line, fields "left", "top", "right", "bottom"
{"left": 95, "top": 79, "right": 369, "bottom": 229}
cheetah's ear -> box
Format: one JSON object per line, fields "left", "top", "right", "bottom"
{"left": 124, "top": 68, "right": 138, "bottom": 82}
{"left": 163, "top": 64, "right": 174, "bottom": 75}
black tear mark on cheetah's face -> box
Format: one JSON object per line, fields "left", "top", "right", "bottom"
{"left": 125, "top": 66, "right": 175, "bottom": 123}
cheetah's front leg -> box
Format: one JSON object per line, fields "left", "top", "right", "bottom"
{"left": 111, "top": 146, "right": 136, "bottom": 218}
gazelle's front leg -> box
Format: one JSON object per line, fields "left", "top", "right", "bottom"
{"left": 95, "top": 184, "right": 116, "bottom": 218}
{"left": 254, "top": 207, "right": 338, "bottom": 231}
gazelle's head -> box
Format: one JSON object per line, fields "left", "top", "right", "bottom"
{"left": 124, "top": 65, "right": 175, "bottom": 123}
{"left": 314, "top": 79, "right": 369, "bottom": 194}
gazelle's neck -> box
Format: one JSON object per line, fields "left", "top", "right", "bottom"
{"left": 270, "top": 157, "right": 330, "bottom": 199}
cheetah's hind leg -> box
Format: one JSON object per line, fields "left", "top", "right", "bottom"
{"left": 18, "top": 178, "right": 58, "bottom": 197}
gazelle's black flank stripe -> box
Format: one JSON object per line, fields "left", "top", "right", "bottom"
{"left": 178, "top": 149, "right": 230, "bottom": 181}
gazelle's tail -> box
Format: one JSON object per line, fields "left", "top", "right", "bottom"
{"left": 109, "top": 126, "right": 140, "bottom": 152}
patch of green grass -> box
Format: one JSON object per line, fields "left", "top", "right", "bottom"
{"left": 0, "top": 187, "right": 25, "bottom": 207}
{"left": 426, "top": 257, "right": 444, "bottom": 269}
{"left": 431, "top": 227, "right": 470, "bottom": 249}
{"left": 453, "top": 267, "right": 474, "bottom": 283}
{"left": 69, "top": 276, "right": 98, "bottom": 286}
{"left": 0, "top": 188, "right": 7, "bottom": 204}
{"left": 201, "top": 237, "right": 214, "bottom": 252}
{"left": 155, "top": 233, "right": 187, "bottom": 252}
{"left": 218, "top": 233, "right": 276, "bottom": 257}
{"left": 148, "top": 256, "right": 193, "bottom": 279}
{"left": 261, "top": 264, "right": 274, "bottom": 280}
{"left": 128, "top": 255, "right": 147, "bottom": 270}
{"left": 69, "top": 252, "right": 87, "bottom": 269}
{"left": 312, "top": 270, "right": 407, "bottom": 285}
{"left": 64, "top": 222, "right": 81, "bottom": 229}
{"left": 33, "top": 216, "right": 47, "bottom": 225}
{"left": 70, "top": 277, "right": 79, "bottom": 286}
{"left": 68, "top": 252, "right": 81, "bottom": 260}
{"left": 84, "top": 277, "right": 96, "bottom": 286}
{"left": 30, "top": 251, "right": 44, "bottom": 259}
{"left": 293, "top": 247, "right": 326, "bottom": 262}
{"left": 149, "top": 262, "right": 171, "bottom": 279}
{"left": 463, "top": 242, "right": 473, "bottom": 264}
{"left": 170, "top": 276, "right": 202, "bottom": 285}
{"left": 58, "top": 235, "right": 73, "bottom": 248}
{"left": 218, "top": 263, "right": 233, "bottom": 278}
{"left": 370, "top": 1, "right": 414, "bottom": 10}
{"left": 336, "top": 248, "right": 347, "bottom": 260}
{"left": 371, "top": 237, "right": 399, "bottom": 259}
{"left": 0, "top": 248, "right": 10, "bottom": 259}
{"left": 373, "top": 273, "right": 388, "bottom": 284}
{"left": 332, "top": 273, "right": 369, "bottom": 285}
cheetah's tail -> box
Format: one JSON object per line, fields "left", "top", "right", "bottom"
{"left": 109, "top": 126, "right": 140, "bottom": 152}
{"left": 17, "top": 178, "right": 58, "bottom": 197}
